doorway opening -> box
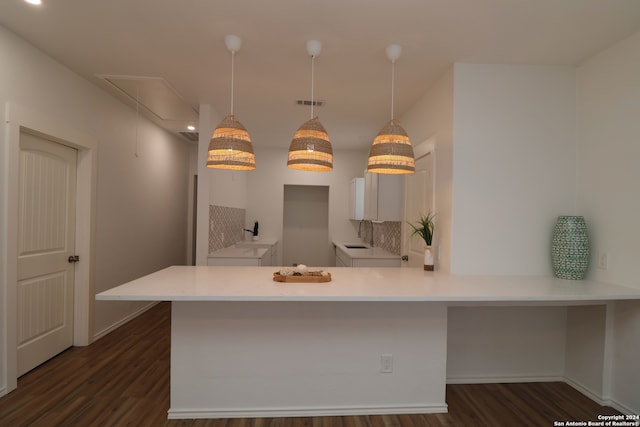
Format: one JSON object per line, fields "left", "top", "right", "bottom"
{"left": 282, "top": 185, "right": 330, "bottom": 267}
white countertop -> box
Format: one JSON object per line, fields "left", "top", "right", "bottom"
{"left": 334, "top": 242, "right": 400, "bottom": 260}
{"left": 208, "top": 246, "right": 268, "bottom": 259}
{"left": 96, "top": 266, "right": 640, "bottom": 303}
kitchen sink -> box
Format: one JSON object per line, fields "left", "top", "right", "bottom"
{"left": 344, "top": 244, "right": 369, "bottom": 249}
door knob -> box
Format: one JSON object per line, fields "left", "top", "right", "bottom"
{"left": 68, "top": 255, "right": 80, "bottom": 263}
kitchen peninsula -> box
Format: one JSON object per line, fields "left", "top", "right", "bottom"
{"left": 96, "top": 266, "right": 640, "bottom": 419}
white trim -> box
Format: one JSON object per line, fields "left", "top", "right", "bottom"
{"left": 0, "top": 386, "right": 6, "bottom": 398}
{"left": 168, "top": 404, "right": 448, "bottom": 420}
{"left": 564, "top": 376, "right": 608, "bottom": 406}
{"left": 2, "top": 102, "right": 97, "bottom": 393}
{"left": 606, "top": 399, "right": 639, "bottom": 417}
{"left": 446, "top": 375, "right": 565, "bottom": 384}
{"left": 413, "top": 135, "right": 436, "bottom": 159}
{"left": 92, "top": 302, "right": 158, "bottom": 341}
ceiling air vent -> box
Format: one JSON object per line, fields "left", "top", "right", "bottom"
{"left": 179, "top": 132, "right": 199, "bottom": 142}
{"left": 296, "top": 100, "right": 325, "bottom": 107}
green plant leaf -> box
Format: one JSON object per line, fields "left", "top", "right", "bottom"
{"left": 407, "top": 211, "right": 435, "bottom": 246}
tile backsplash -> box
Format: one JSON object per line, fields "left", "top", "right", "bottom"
{"left": 209, "top": 205, "right": 246, "bottom": 253}
{"left": 360, "top": 220, "right": 402, "bottom": 255}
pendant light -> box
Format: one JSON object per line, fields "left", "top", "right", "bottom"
{"left": 207, "top": 35, "right": 256, "bottom": 170}
{"left": 287, "top": 40, "right": 333, "bottom": 172}
{"left": 367, "top": 44, "right": 415, "bottom": 174}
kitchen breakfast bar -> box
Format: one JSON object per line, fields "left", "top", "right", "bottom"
{"left": 96, "top": 266, "right": 640, "bottom": 420}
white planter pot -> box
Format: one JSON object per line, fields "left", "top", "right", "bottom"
{"left": 424, "top": 246, "right": 434, "bottom": 271}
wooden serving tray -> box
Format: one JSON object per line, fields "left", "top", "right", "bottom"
{"left": 273, "top": 272, "right": 332, "bottom": 283}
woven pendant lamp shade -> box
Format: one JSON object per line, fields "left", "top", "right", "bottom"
{"left": 207, "top": 114, "right": 256, "bottom": 170}
{"left": 287, "top": 117, "right": 333, "bottom": 172}
{"left": 367, "top": 119, "right": 415, "bottom": 174}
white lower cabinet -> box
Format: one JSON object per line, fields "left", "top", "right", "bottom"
{"left": 335, "top": 246, "right": 351, "bottom": 267}
{"left": 351, "top": 257, "right": 401, "bottom": 267}
{"left": 207, "top": 252, "right": 267, "bottom": 266}
{"left": 233, "top": 240, "right": 278, "bottom": 266}
{"left": 335, "top": 245, "right": 400, "bottom": 267}
{"left": 208, "top": 244, "right": 275, "bottom": 266}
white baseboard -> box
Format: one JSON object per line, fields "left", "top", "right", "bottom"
{"left": 168, "top": 404, "right": 448, "bottom": 420}
{"left": 447, "top": 375, "right": 564, "bottom": 384}
{"left": 563, "top": 377, "right": 608, "bottom": 406}
{"left": 92, "top": 302, "right": 158, "bottom": 341}
{"left": 606, "top": 400, "right": 638, "bottom": 416}
{"left": 0, "top": 386, "right": 6, "bottom": 398}
{"left": 564, "top": 378, "right": 638, "bottom": 415}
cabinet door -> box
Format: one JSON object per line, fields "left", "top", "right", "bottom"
{"left": 363, "top": 171, "right": 378, "bottom": 220}
{"left": 335, "top": 246, "right": 352, "bottom": 267}
{"left": 352, "top": 257, "right": 401, "bottom": 267}
{"left": 261, "top": 247, "right": 272, "bottom": 266}
{"left": 349, "top": 178, "right": 364, "bottom": 220}
{"left": 377, "top": 174, "right": 404, "bottom": 221}
{"left": 363, "top": 171, "right": 403, "bottom": 221}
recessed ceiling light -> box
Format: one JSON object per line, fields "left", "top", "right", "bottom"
{"left": 187, "top": 125, "right": 196, "bottom": 131}
{"left": 24, "top": 0, "right": 42, "bottom": 5}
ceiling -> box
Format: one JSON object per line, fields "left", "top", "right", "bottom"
{"left": 2, "top": 0, "right": 640, "bottom": 150}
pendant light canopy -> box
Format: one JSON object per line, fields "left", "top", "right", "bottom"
{"left": 367, "top": 44, "right": 415, "bottom": 174}
{"left": 207, "top": 35, "right": 256, "bottom": 171}
{"left": 287, "top": 40, "right": 333, "bottom": 172}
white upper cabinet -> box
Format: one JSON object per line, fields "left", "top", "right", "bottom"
{"left": 363, "top": 171, "right": 404, "bottom": 221}
{"left": 349, "top": 177, "right": 364, "bottom": 220}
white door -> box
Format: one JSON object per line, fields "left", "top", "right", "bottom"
{"left": 17, "top": 131, "right": 77, "bottom": 376}
{"left": 403, "top": 152, "right": 434, "bottom": 268}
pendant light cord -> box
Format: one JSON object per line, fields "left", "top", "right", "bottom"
{"left": 390, "top": 60, "right": 395, "bottom": 120}
{"left": 230, "top": 50, "right": 235, "bottom": 116}
{"left": 135, "top": 83, "right": 139, "bottom": 158}
{"left": 310, "top": 54, "right": 315, "bottom": 119}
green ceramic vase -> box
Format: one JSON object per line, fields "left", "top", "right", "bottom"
{"left": 551, "top": 216, "right": 589, "bottom": 280}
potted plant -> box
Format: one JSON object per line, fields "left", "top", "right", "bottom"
{"left": 408, "top": 212, "right": 435, "bottom": 271}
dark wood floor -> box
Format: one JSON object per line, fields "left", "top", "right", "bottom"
{"left": 0, "top": 302, "right": 621, "bottom": 426}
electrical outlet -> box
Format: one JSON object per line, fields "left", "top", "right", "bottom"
{"left": 599, "top": 252, "right": 609, "bottom": 270}
{"left": 380, "top": 354, "right": 393, "bottom": 373}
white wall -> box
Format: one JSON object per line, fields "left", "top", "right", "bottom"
{"left": 447, "top": 306, "right": 567, "bottom": 382}
{"left": 0, "top": 24, "right": 193, "bottom": 392}
{"left": 451, "top": 64, "right": 577, "bottom": 275}
{"left": 564, "top": 305, "right": 607, "bottom": 401}
{"left": 92, "top": 112, "right": 191, "bottom": 334}
{"left": 576, "top": 31, "right": 640, "bottom": 288}
{"left": 401, "top": 68, "right": 454, "bottom": 273}
{"left": 195, "top": 104, "right": 248, "bottom": 265}
{"left": 245, "top": 148, "right": 368, "bottom": 266}
{"left": 576, "top": 30, "right": 640, "bottom": 413}
{"left": 421, "top": 64, "right": 578, "bottom": 387}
